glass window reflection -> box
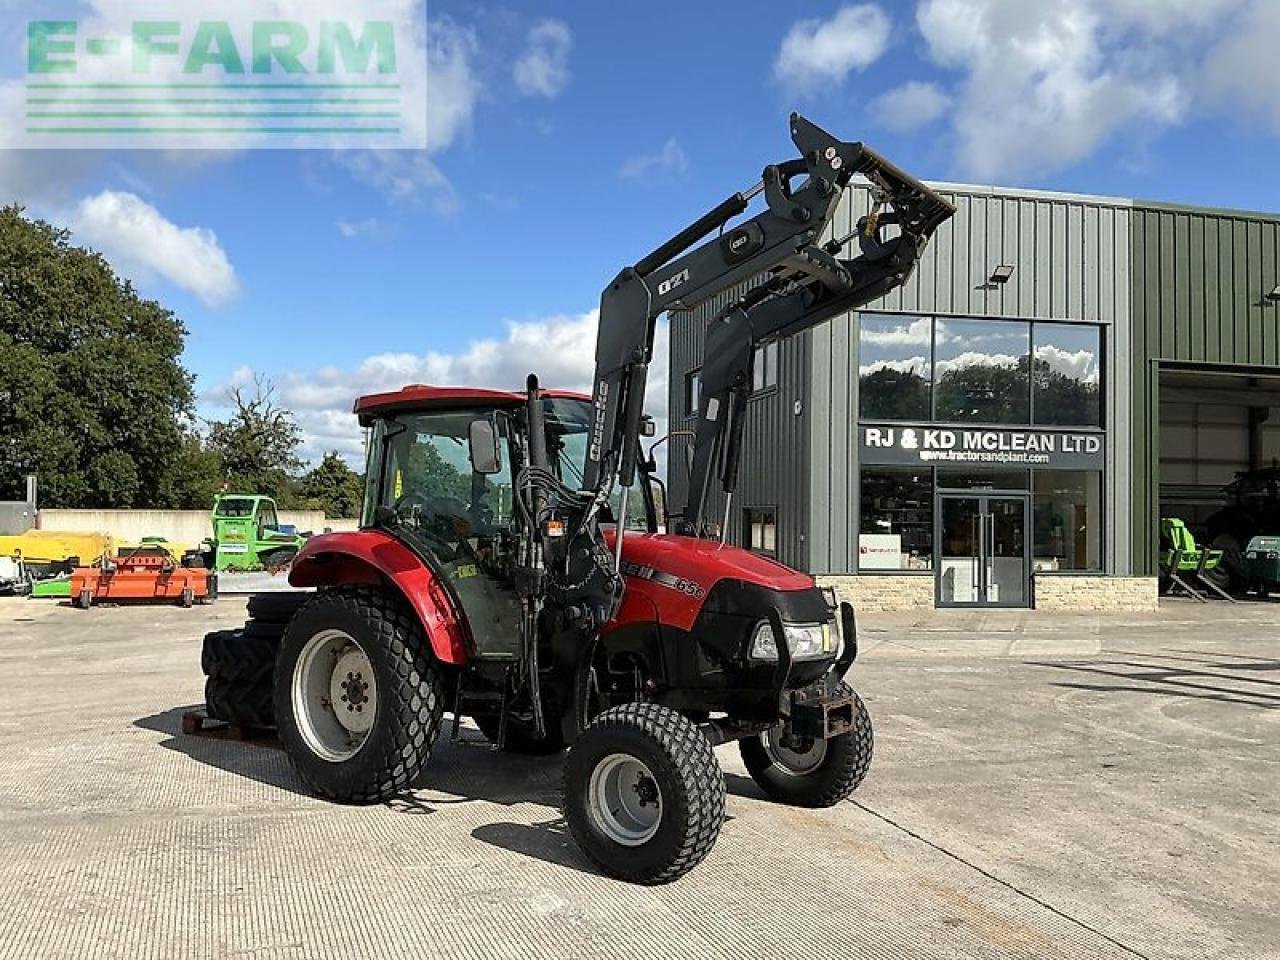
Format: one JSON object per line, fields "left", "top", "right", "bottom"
{"left": 858, "top": 314, "right": 932, "bottom": 420}
{"left": 934, "top": 318, "right": 1030, "bottom": 424}
{"left": 1033, "top": 324, "right": 1101, "bottom": 426}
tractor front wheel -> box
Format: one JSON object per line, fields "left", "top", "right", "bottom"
{"left": 274, "top": 585, "right": 443, "bottom": 804}
{"left": 564, "top": 702, "right": 725, "bottom": 885}
{"left": 739, "top": 684, "right": 873, "bottom": 808}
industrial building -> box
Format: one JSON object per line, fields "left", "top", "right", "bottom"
{"left": 668, "top": 182, "right": 1280, "bottom": 610}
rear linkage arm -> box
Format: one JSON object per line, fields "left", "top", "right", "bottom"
{"left": 583, "top": 112, "right": 954, "bottom": 534}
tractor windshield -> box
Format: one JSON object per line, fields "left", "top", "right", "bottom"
{"left": 545, "top": 398, "right": 591, "bottom": 489}
{"left": 372, "top": 408, "right": 514, "bottom": 537}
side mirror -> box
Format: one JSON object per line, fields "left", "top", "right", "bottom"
{"left": 468, "top": 418, "right": 503, "bottom": 475}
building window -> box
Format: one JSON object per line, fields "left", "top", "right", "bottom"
{"left": 859, "top": 313, "right": 1104, "bottom": 430}
{"left": 859, "top": 314, "right": 932, "bottom": 420}
{"left": 934, "top": 318, "right": 1030, "bottom": 424}
{"left": 859, "top": 468, "right": 933, "bottom": 570}
{"left": 1033, "top": 324, "right": 1102, "bottom": 427}
{"left": 684, "top": 369, "right": 701, "bottom": 417}
{"left": 1032, "top": 470, "right": 1102, "bottom": 571}
{"left": 743, "top": 507, "right": 777, "bottom": 554}
{"left": 751, "top": 341, "right": 779, "bottom": 393}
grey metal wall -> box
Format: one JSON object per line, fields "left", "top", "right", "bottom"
{"left": 808, "top": 183, "right": 1135, "bottom": 575}
{"left": 667, "top": 296, "right": 811, "bottom": 570}
{"left": 1129, "top": 203, "right": 1280, "bottom": 575}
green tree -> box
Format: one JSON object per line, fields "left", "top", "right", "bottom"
{"left": 299, "top": 452, "right": 365, "bottom": 518}
{"left": 205, "top": 375, "right": 302, "bottom": 502}
{"left": 0, "top": 206, "right": 195, "bottom": 506}
{"left": 156, "top": 431, "right": 226, "bottom": 509}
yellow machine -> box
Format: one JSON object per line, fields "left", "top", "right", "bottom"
{"left": 0, "top": 530, "right": 113, "bottom": 577}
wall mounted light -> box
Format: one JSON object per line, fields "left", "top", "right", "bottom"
{"left": 988, "top": 264, "right": 1015, "bottom": 284}
{"left": 1267, "top": 284, "right": 1280, "bottom": 303}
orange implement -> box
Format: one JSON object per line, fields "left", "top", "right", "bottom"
{"left": 71, "top": 551, "right": 213, "bottom": 609}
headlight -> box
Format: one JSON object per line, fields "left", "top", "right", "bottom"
{"left": 749, "top": 620, "right": 838, "bottom": 662}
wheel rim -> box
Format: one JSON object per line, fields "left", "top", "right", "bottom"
{"left": 292, "top": 629, "right": 377, "bottom": 762}
{"left": 761, "top": 728, "right": 827, "bottom": 776}
{"left": 587, "top": 753, "right": 663, "bottom": 846}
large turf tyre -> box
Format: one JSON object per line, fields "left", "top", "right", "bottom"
{"left": 474, "top": 713, "right": 566, "bottom": 754}
{"left": 274, "top": 585, "right": 443, "bottom": 804}
{"left": 246, "top": 591, "right": 310, "bottom": 625}
{"left": 739, "top": 684, "right": 873, "bottom": 808}
{"left": 564, "top": 702, "right": 725, "bottom": 885}
{"left": 202, "top": 629, "right": 277, "bottom": 728}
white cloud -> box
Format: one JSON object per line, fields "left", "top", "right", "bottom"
{"left": 215, "top": 310, "right": 670, "bottom": 469}
{"left": 620, "top": 139, "right": 690, "bottom": 182}
{"left": 335, "top": 16, "right": 478, "bottom": 209}
{"left": 934, "top": 350, "right": 1020, "bottom": 376}
{"left": 910, "top": 0, "right": 1280, "bottom": 181}
{"left": 513, "top": 20, "right": 573, "bottom": 98}
{"left": 70, "top": 191, "right": 238, "bottom": 307}
{"left": 1035, "top": 344, "right": 1098, "bottom": 383}
{"left": 425, "top": 17, "right": 482, "bottom": 153}
{"left": 774, "top": 5, "right": 892, "bottom": 94}
{"left": 336, "top": 218, "right": 383, "bottom": 239}
{"left": 1202, "top": 0, "right": 1280, "bottom": 136}
{"left": 860, "top": 357, "right": 929, "bottom": 377}
{"left": 334, "top": 151, "right": 459, "bottom": 215}
{"left": 870, "top": 81, "right": 951, "bottom": 133}
{"left": 861, "top": 316, "right": 932, "bottom": 346}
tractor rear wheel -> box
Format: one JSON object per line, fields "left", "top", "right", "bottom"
{"left": 564, "top": 702, "right": 724, "bottom": 885}
{"left": 739, "top": 684, "right": 873, "bottom": 808}
{"left": 274, "top": 585, "right": 443, "bottom": 804}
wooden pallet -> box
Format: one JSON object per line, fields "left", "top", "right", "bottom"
{"left": 181, "top": 710, "right": 273, "bottom": 742}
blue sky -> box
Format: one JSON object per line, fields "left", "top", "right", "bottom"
{"left": 3, "top": 1, "right": 1278, "bottom": 463}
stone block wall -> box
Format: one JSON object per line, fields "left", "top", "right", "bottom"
{"left": 818, "top": 574, "right": 935, "bottom": 611}
{"left": 818, "top": 573, "right": 1160, "bottom": 612}
{"left": 1032, "top": 575, "right": 1159, "bottom": 611}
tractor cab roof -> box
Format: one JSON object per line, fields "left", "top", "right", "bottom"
{"left": 354, "top": 384, "right": 590, "bottom": 425}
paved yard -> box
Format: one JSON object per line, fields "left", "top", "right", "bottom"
{"left": 0, "top": 596, "right": 1275, "bottom": 959}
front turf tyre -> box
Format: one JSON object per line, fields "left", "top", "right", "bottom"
{"left": 740, "top": 684, "right": 873, "bottom": 808}
{"left": 274, "top": 585, "right": 443, "bottom": 804}
{"left": 564, "top": 702, "right": 725, "bottom": 885}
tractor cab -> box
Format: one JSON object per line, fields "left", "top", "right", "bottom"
{"left": 353, "top": 386, "right": 657, "bottom": 662}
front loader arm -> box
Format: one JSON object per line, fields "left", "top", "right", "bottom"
{"left": 581, "top": 114, "right": 954, "bottom": 537}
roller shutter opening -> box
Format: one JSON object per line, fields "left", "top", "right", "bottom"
{"left": 1159, "top": 369, "right": 1280, "bottom": 560}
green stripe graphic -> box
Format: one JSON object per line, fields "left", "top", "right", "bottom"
{"left": 27, "top": 82, "right": 401, "bottom": 90}
{"left": 27, "top": 97, "right": 401, "bottom": 104}
{"left": 28, "top": 111, "right": 400, "bottom": 118}
{"left": 27, "top": 127, "right": 401, "bottom": 134}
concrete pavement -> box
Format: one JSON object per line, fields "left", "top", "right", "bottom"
{"left": 0, "top": 596, "right": 1275, "bottom": 959}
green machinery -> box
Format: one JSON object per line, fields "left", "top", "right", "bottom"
{"left": 1243, "top": 536, "right": 1280, "bottom": 596}
{"left": 1159, "top": 518, "right": 1234, "bottom": 602}
{"left": 203, "top": 495, "right": 307, "bottom": 572}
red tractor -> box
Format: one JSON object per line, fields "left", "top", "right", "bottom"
{"left": 200, "top": 114, "right": 954, "bottom": 883}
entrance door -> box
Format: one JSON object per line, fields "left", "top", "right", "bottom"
{"left": 937, "top": 494, "right": 1029, "bottom": 607}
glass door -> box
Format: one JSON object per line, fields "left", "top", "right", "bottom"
{"left": 937, "top": 494, "right": 1029, "bottom": 607}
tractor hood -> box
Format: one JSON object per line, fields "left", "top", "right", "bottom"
{"left": 609, "top": 531, "right": 813, "bottom": 593}
{"left": 601, "top": 530, "right": 826, "bottom": 635}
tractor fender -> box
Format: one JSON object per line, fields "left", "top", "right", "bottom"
{"left": 288, "top": 530, "right": 470, "bottom": 665}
